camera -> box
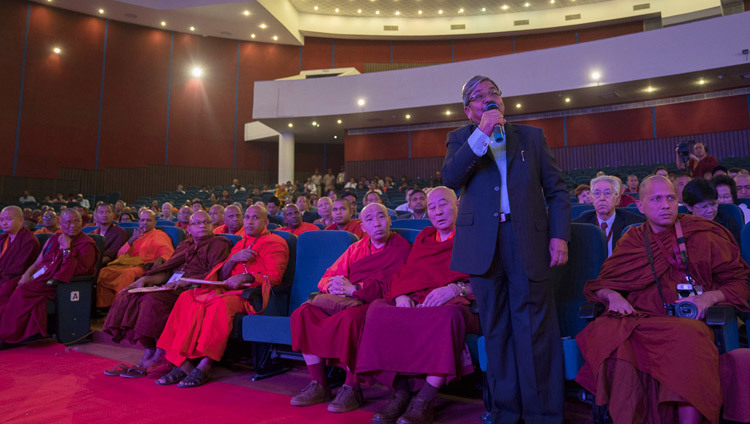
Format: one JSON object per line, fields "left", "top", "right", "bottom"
{"left": 676, "top": 140, "right": 695, "bottom": 165}
{"left": 666, "top": 301, "right": 698, "bottom": 319}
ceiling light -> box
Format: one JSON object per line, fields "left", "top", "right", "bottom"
{"left": 273, "top": 35, "right": 278, "bottom": 41}
{"left": 405, "top": 114, "right": 411, "bottom": 119}
{"left": 395, "top": 11, "right": 400, "bottom": 15}
{"left": 502, "top": 5, "right": 509, "bottom": 10}
{"left": 550, "top": 0, "right": 555, "bottom": 3}
{"left": 438, "top": 9, "right": 443, "bottom": 14}
{"left": 191, "top": 67, "right": 203, "bottom": 78}
{"left": 357, "top": 9, "right": 362, "bottom": 13}
{"left": 160, "top": 21, "right": 166, "bottom": 27}
{"left": 375, "top": 10, "right": 380, "bottom": 14}
{"left": 418, "top": 10, "right": 423, "bottom": 15}
{"left": 458, "top": 8, "right": 464, "bottom": 13}
{"left": 98, "top": 9, "right": 104, "bottom": 14}
{"left": 445, "top": 110, "right": 452, "bottom": 116}
{"left": 335, "top": 8, "right": 339, "bottom": 13}
{"left": 591, "top": 71, "right": 601, "bottom": 80}
{"left": 52, "top": 46, "right": 61, "bottom": 54}
{"left": 698, "top": 79, "right": 706, "bottom": 85}
{"left": 47, "top": 0, "right": 52, "bottom": 2}
{"left": 482, "top": 7, "right": 486, "bottom": 12}
{"left": 646, "top": 86, "right": 654, "bottom": 93}
{"left": 189, "top": 26, "right": 195, "bottom": 31}
{"left": 312, "top": 121, "right": 318, "bottom": 126}
{"left": 357, "top": 98, "right": 365, "bottom": 106}
{"left": 313, "top": 5, "right": 318, "bottom": 11}
{"left": 259, "top": 23, "right": 267, "bottom": 29}
{"left": 288, "top": 123, "right": 293, "bottom": 127}
{"left": 333, "top": 135, "right": 338, "bottom": 139}
{"left": 524, "top": 2, "right": 531, "bottom": 7}
{"left": 316, "top": 123, "right": 320, "bottom": 127}
{"left": 243, "top": 10, "right": 250, "bottom": 16}
{"left": 516, "top": 103, "right": 522, "bottom": 108}
{"left": 564, "top": 97, "right": 571, "bottom": 103}
{"left": 337, "top": 119, "right": 342, "bottom": 124}
{"left": 250, "top": 33, "right": 256, "bottom": 38}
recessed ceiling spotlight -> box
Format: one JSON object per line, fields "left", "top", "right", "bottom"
{"left": 313, "top": 5, "right": 318, "bottom": 11}
{"left": 438, "top": 9, "right": 443, "bottom": 14}
{"left": 335, "top": 8, "right": 339, "bottom": 13}
{"left": 288, "top": 122, "right": 293, "bottom": 127}
{"left": 445, "top": 110, "right": 452, "bottom": 116}
{"left": 375, "top": 10, "right": 380, "bottom": 14}
{"left": 357, "top": 98, "right": 365, "bottom": 106}
{"left": 405, "top": 114, "right": 411, "bottom": 119}
{"left": 550, "top": 0, "right": 555, "bottom": 3}
{"left": 191, "top": 67, "right": 203, "bottom": 78}
{"left": 160, "top": 21, "right": 167, "bottom": 26}
{"left": 357, "top": 9, "right": 362, "bottom": 13}
{"left": 481, "top": 7, "right": 486, "bottom": 12}
{"left": 698, "top": 78, "right": 706, "bottom": 85}
{"left": 333, "top": 135, "right": 338, "bottom": 139}
{"left": 243, "top": 10, "right": 250, "bottom": 16}
{"left": 646, "top": 86, "right": 654, "bottom": 93}
{"left": 311, "top": 121, "right": 317, "bottom": 126}
{"left": 52, "top": 46, "right": 61, "bottom": 54}
{"left": 516, "top": 103, "right": 522, "bottom": 108}
{"left": 591, "top": 71, "right": 601, "bottom": 80}
{"left": 418, "top": 10, "right": 422, "bottom": 14}
{"left": 395, "top": 10, "right": 400, "bottom": 15}
{"left": 98, "top": 8, "right": 104, "bottom": 14}
{"left": 189, "top": 26, "right": 195, "bottom": 31}
{"left": 564, "top": 97, "right": 571, "bottom": 103}
{"left": 524, "top": 2, "right": 531, "bottom": 7}
{"left": 273, "top": 35, "right": 278, "bottom": 41}
{"left": 502, "top": 5, "right": 509, "bottom": 10}
{"left": 337, "top": 119, "right": 342, "bottom": 124}
{"left": 259, "top": 23, "right": 267, "bottom": 29}
{"left": 250, "top": 33, "right": 256, "bottom": 38}
{"left": 458, "top": 8, "right": 464, "bottom": 13}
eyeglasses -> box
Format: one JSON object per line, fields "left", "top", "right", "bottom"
{"left": 469, "top": 88, "right": 502, "bottom": 104}
{"left": 592, "top": 190, "right": 615, "bottom": 198}
{"left": 692, "top": 201, "right": 718, "bottom": 211}
{"left": 42, "top": 216, "right": 56, "bottom": 220}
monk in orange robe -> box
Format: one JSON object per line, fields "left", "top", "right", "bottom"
{"left": 290, "top": 203, "right": 411, "bottom": 414}
{"left": 575, "top": 176, "right": 750, "bottom": 424}
{"left": 357, "top": 187, "right": 480, "bottom": 424}
{"left": 33, "top": 211, "right": 61, "bottom": 234}
{"left": 96, "top": 209, "right": 174, "bottom": 308}
{"left": 91, "top": 203, "right": 128, "bottom": 266}
{"left": 175, "top": 206, "right": 192, "bottom": 230}
{"left": 325, "top": 198, "right": 365, "bottom": 239}
{"left": 155, "top": 205, "right": 288, "bottom": 388}
{"left": 0, "top": 206, "right": 41, "bottom": 316}
{"left": 0, "top": 209, "right": 98, "bottom": 345}
{"left": 102, "top": 211, "right": 232, "bottom": 378}
{"left": 212, "top": 204, "right": 243, "bottom": 235}
{"left": 278, "top": 204, "right": 320, "bottom": 236}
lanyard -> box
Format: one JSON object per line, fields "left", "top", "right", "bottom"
{"left": 644, "top": 219, "right": 696, "bottom": 313}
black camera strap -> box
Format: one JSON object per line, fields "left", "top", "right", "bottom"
{"left": 644, "top": 226, "right": 669, "bottom": 313}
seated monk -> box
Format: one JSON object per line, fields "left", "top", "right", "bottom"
{"left": 96, "top": 210, "right": 174, "bottom": 308}
{"left": 290, "top": 203, "right": 411, "bottom": 413}
{"left": 176, "top": 206, "right": 192, "bottom": 230}
{"left": 102, "top": 211, "right": 232, "bottom": 378}
{"left": 356, "top": 187, "right": 480, "bottom": 424}
{"left": 0, "top": 209, "right": 98, "bottom": 346}
{"left": 212, "top": 205, "right": 243, "bottom": 235}
{"left": 0, "top": 206, "right": 41, "bottom": 316}
{"left": 325, "top": 198, "right": 365, "bottom": 239}
{"left": 278, "top": 204, "right": 320, "bottom": 236}
{"left": 313, "top": 197, "right": 334, "bottom": 228}
{"left": 34, "top": 211, "right": 61, "bottom": 234}
{"left": 575, "top": 176, "right": 750, "bottom": 424}
{"left": 155, "top": 205, "right": 289, "bottom": 388}
{"left": 91, "top": 203, "right": 128, "bottom": 266}
{"left": 208, "top": 204, "right": 224, "bottom": 228}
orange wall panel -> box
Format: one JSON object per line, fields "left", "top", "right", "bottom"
{"left": 576, "top": 21, "right": 643, "bottom": 43}
{"left": 98, "top": 21, "right": 171, "bottom": 169}
{"left": 334, "top": 39, "right": 391, "bottom": 72}
{"left": 566, "top": 108, "right": 654, "bottom": 146}
{"left": 453, "top": 36, "right": 514, "bottom": 62}
{"left": 655, "top": 96, "right": 750, "bottom": 138}
{"left": 514, "top": 30, "right": 577, "bottom": 53}
{"left": 345, "top": 132, "right": 409, "bottom": 161}
{"left": 514, "top": 118, "right": 566, "bottom": 148}
{"left": 0, "top": 0, "right": 29, "bottom": 176}
{"left": 301, "top": 37, "right": 332, "bottom": 70}
{"left": 411, "top": 128, "right": 452, "bottom": 158}
{"left": 392, "top": 40, "right": 452, "bottom": 63}
{"left": 16, "top": 5, "right": 105, "bottom": 178}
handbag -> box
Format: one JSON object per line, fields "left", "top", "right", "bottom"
{"left": 306, "top": 291, "right": 363, "bottom": 315}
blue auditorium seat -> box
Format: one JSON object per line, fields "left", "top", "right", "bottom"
{"left": 217, "top": 233, "right": 242, "bottom": 246}
{"left": 391, "top": 228, "right": 421, "bottom": 244}
{"left": 390, "top": 219, "right": 431, "bottom": 230}
{"left": 156, "top": 226, "right": 185, "bottom": 248}
{"left": 571, "top": 204, "right": 594, "bottom": 219}
{"left": 718, "top": 203, "right": 744, "bottom": 234}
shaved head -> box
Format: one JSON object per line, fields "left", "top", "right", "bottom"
{"left": 1, "top": 206, "right": 23, "bottom": 220}
{"left": 0, "top": 206, "right": 24, "bottom": 234}
{"left": 639, "top": 175, "right": 676, "bottom": 198}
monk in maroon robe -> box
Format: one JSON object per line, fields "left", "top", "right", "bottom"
{"left": 91, "top": 203, "right": 128, "bottom": 266}
{"left": 102, "top": 211, "right": 232, "bottom": 378}
{"left": 575, "top": 176, "right": 750, "bottom": 424}
{"left": 0, "top": 209, "right": 98, "bottom": 345}
{"left": 357, "top": 187, "right": 480, "bottom": 424}
{"left": 0, "top": 206, "right": 41, "bottom": 317}
{"left": 290, "top": 203, "right": 411, "bottom": 414}
{"left": 325, "top": 198, "right": 365, "bottom": 239}
{"left": 277, "top": 204, "right": 320, "bottom": 236}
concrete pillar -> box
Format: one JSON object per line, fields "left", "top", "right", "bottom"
{"left": 278, "top": 132, "right": 295, "bottom": 185}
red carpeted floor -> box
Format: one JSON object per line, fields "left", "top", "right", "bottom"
{"left": 0, "top": 341, "right": 374, "bottom": 423}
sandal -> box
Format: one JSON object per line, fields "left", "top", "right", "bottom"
{"left": 155, "top": 367, "right": 187, "bottom": 385}
{"left": 177, "top": 368, "right": 210, "bottom": 388}
{"left": 120, "top": 365, "right": 148, "bottom": 379}
{"left": 104, "top": 363, "right": 131, "bottom": 376}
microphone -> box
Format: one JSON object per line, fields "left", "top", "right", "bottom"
{"left": 484, "top": 101, "right": 505, "bottom": 143}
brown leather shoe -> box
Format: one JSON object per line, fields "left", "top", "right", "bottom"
{"left": 327, "top": 385, "right": 364, "bottom": 413}
{"left": 396, "top": 397, "right": 434, "bottom": 424}
{"left": 372, "top": 390, "right": 411, "bottom": 424}
{"left": 290, "top": 380, "right": 333, "bottom": 406}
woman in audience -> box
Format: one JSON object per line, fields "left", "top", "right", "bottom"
{"left": 573, "top": 184, "right": 593, "bottom": 204}
{"left": 682, "top": 179, "right": 741, "bottom": 244}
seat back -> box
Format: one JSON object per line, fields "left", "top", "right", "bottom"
{"left": 156, "top": 219, "right": 175, "bottom": 226}
{"left": 571, "top": 204, "right": 594, "bottom": 219}
{"left": 719, "top": 203, "right": 744, "bottom": 235}
{"left": 117, "top": 222, "right": 139, "bottom": 228}
{"left": 391, "top": 228, "right": 421, "bottom": 245}
{"left": 621, "top": 221, "right": 644, "bottom": 238}
{"left": 156, "top": 226, "right": 185, "bottom": 248}
{"left": 217, "top": 233, "right": 242, "bottom": 246}
{"left": 741, "top": 222, "right": 750, "bottom": 265}
{"left": 35, "top": 233, "right": 54, "bottom": 249}
{"left": 271, "top": 230, "right": 298, "bottom": 287}
{"left": 390, "top": 219, "right": 431, "bottom": 230}
{"left": 289, "top": 230, "right": 358, "bottom": 312}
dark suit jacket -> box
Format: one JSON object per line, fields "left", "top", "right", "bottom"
{"left": 573, "top": 208, "right": 646, "bottom": 252}
{"left": 442, "top": 123, "right": 571, "bottom": 281}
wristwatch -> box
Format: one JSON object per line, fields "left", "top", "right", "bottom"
{"left": 62, "top": 249, "right": 71, "bottom": 257}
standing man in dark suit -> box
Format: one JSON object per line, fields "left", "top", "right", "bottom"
{"left": 573, "top": 175, "right": 646, "bottom": 257}
{"left": 442, "top": 75, "right": 570, "bottom": 423}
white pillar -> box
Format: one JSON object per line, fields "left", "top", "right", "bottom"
{"left": 278, "top": 132, "right": 295, "bottom": 185}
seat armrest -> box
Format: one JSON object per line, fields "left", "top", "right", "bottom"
{"left": 578, "top": 302, "right": 606, "bottom": 320}
{"left": 241, "top": 285, "right": 292, "bottom": 316}
{"left": 705, "top": 305, "right": 736, "bottom": 326}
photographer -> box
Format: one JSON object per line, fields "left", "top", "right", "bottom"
{"left": 675, "top": 141, "right": 718, "bottom": 179}
{"left": 575, "top": 175, "right": 750, "bottom": 424}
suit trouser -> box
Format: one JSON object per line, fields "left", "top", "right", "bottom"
{"left": 471, "top": 221, "right": 564, "bottom": 424}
